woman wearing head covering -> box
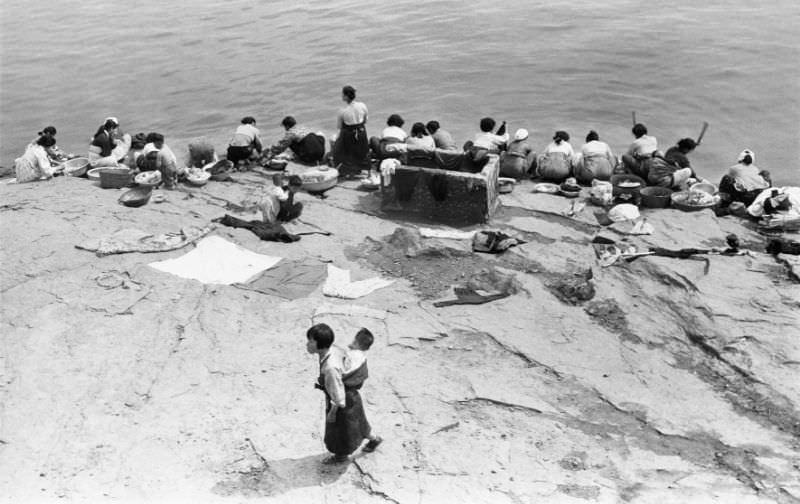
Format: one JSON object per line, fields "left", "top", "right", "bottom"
{"left": 500, "top": 128, "right": 536, "bottom": 179}
{"left": 88, "top": 117, "right": 131, "bottom": 167}
{"left": 719, "top": 149, "right": 771, "bottom": 205}
{"left": 15, "top": 135, "right": 58, "bottom": 183}
{"left": 573, "top": 130, "right": 616, "bottom": 184}
{"left": 536, "top": 130, "right": 574, "bottom": 182}
{"left": 332, "top": 85, "right": 370, "bottom": 176}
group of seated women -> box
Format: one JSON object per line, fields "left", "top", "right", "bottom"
{"left": 12, "top": 115, "right": 777, "bottom": 207}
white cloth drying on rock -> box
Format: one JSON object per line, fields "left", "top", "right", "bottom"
{"left": 149, "top": 236, "right": 281, "bottom": 284}
{"left": 419, "top": 227, "right": 476, "bottom": 240}
{"left": 380, "top": 158, "right": 401, "bottom": 185}
{"left": 607, "top": 203, "right": 640, "bottom": 222}
{"left": 323, "top": 264, "right": 394, "bottom": 299}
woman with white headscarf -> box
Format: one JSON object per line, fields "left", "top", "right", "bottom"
{"left": 88, "top": 117, "right": 131, "bottom": 167}
{"left": 500, "top": 128, "right": 536, "bottom": 179}
{"left": 719, "top": 149, "right": 771, "bottom": 205}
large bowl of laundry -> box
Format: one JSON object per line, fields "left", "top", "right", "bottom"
{"left": 301, "top": 167, "right": 339, "bottom": 192}
{"left": 134, "top": 170, "right": 161, "bottom": 187}
{"left": 64, "top": 157, "right": 90, "bottom": 177}
{"left": 185, "top": 167, "right": 211, "bottom": 186}
{"left": 671, "top": 190, "right": 721, "bottom": 212}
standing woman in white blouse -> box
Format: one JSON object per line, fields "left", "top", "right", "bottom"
{"left": 332, "top": 85, "right": 370, "bottom": 176}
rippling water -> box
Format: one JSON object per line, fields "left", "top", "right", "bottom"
{"left": 2, "top": 0, "right": 798, "bottom": 183}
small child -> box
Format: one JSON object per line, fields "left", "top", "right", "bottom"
{"left": 343, "top": 328, "right": 383, "bottom": 453}
{"left": 277, "top": 175, "right": 304, "bottom": 222}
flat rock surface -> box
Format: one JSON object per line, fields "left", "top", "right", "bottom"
{"left": 1, "top": 175, "right": 799, "bottom": 503}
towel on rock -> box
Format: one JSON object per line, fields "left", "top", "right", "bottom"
{"left": 149, "top": 236, "right": 281, "bottom": 284}
{"left": 322, "top": 264, "right": 394, "bottom": 299}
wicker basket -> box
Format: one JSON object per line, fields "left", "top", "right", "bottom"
{"left": 99, "top": 168, "right": 133, "bottom": 189}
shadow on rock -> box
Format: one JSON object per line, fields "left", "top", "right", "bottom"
{"left": 212, "top": 453, "right": 350, "bottom": 498}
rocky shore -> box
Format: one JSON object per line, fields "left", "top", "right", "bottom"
{"left": 1, "top": 172, "right": 799, "bottom": 503}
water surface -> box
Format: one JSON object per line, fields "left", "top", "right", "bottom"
{"left": 2, "top": 0, "right": 798, "bottom": 183}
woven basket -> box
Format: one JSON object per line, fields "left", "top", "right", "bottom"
{"left": 99, "top": 168, "right": 133, "bottom": 189}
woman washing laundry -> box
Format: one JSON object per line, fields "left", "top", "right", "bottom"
{"left": 500, "top": 129, "right": 536, "bottom": 179}
{"left": 719, "top": 149, "right": 771, "bottom": 205}
{"left": 573, "top": 130, "right": 616, "bottom": 184}
{"left": 14, "top": 135, "right": 59, "bottom": 183}
{"left": 88, "top": 117, "right": 131, "bottom": 167}
{"left": 537, "top": 130, "right": 575, "bottom": 182}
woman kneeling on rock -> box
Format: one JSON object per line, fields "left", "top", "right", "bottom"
{"left": 14, "top": 135, "right": 58, "bottom": 183}
{"left": 88, "top": 117, "right": 131, "bottom": 167}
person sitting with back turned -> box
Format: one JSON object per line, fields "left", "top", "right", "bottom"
{"left": 268, "top": 116, "right": 326, "bottom": 164}
{"left": 405, "top": 122, "right": 436, "bottom": 151}
{"left": 426, "top": 120, "right": 457, "bottom": 151}
{"left": 469, "top": 117, "right": 508, "bottom": 153}
{"left": 573, "top": 130, "right": 616, "bottom": 184}
{"left": 719, "top": 149, "right": 771, "bottom": 205}
{"left": 621, "top": 123, "right": 657, "bottom": 179}
{"left": 500, "top": 128, "right": 536, "bottom": 179}
{"left": 369, "top": 114, "right": 407, "bottom": 159}
{"left": 647, "top": 137, "right": 701, "bottom": 189}
{"left": 227, "top": 116, "right": 263, "bottom": 169}
{"left": 536, "top": 130, "right": 575, "bottom": 182}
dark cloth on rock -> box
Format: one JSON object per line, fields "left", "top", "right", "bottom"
{"left": 236, "top": 260, "right": 327, "bottom": 299}
{"left": 212, "top": 214, "right": 300, "bottom": 242}
{"left": 433, "top": 287, "right": 511, "bottom": 307}
{"left": 394, "top": 170, "right": 420, "bottom": 202}
{"left": 318, "top": 362, "right": 372, "bottom": 457}
{"left": 766, "top": 238, "right": 800, "bottom": 255}
{"left": 433, "top": 149, "right": 464, "bottom": 171}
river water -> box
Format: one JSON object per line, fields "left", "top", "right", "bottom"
{"left": 2, "top": 0, "right": 798, "bottom": 183}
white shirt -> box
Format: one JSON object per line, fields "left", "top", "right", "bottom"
{"left": 406, "top": 135, "right": 436, "bottom": 151}
{"left": 381, "top": 126, "right": 407, "bottom": 141}
{"left": 338, "top": 101, "right": 368, "bottom": 128}
{"left": 627, "top": 135, "right": 657, "bottom": 158}
{"left": 544, "top": 141, "right": 575, "bottom": 158}
{"left": 473, "top": 131, "right": 508, "bottom": 150}
{"left": 581, "top": 140, "right": 613, "bottom": 158}
{"left": 343, "top": 349, "right": 366, "bottom": 374}
{"left": 230, "top": 124, "right": 261, "bottom": 147}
